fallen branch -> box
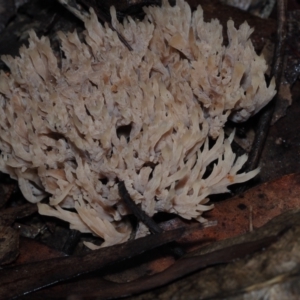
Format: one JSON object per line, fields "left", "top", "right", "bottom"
{"left": 0, "top": 225, "right": 186, "bottom": 299}
{"left": 243, "top": 0, "right": 287, "bottom": 175}
{"left": 93, "top": 233, "right": 280, "bottom": 299}
{"left": 27, "top": 228, "right": 282, "bottom": 300}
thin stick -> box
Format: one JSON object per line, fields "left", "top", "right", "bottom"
{"left": 57, "top": 0, "right": 89, "bottom": 21}
{"left": 118, "top": 181, "right": 185, "bottom": 257}
{"left": 249, "top": 205, "right": 253, "bottom": 232}
{"left": 241, "top": 0, "right": 287, "bottom": 176}
{"left": 118, "top": 181, "right": 163, "bottom": 234}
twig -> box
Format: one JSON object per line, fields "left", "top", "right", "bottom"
{"left": 249, "top": 205, "right": 253, "bottom": 232}
{"left": 271, "top": 0, "right": 287, "bottom": 87}
{"left": 239, "top": 0, "right": 287, "bottom": 186}
{"left": 118, "top": 181, "right": 162, "bottom": 234}
{"left": 62, "top": 229, "right": 81, "bottom": 255}
{"left": 118, "top": 181, "right": 185, "bottom": 257}
{"left": 57, "top": 0, "right": 89, "bottom": 21}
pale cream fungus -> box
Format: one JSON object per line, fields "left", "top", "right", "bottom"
{"left": 0, "top": 0, "right": 275, "bottom": 249}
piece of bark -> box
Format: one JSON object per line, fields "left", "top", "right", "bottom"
{"left": 0, "top": 183, "right": 16, "bottom": 208}
{"left": 13, "top": 237, "right": 66, "bottom": 265}
{"left": 13, "top": 223, "right": 44, "bottom": 239}
{"left": 0, "top": 203, "right": 38, "bottom": 226}
{"left": 0, "top": 225, "right": 19, "bottom": 265}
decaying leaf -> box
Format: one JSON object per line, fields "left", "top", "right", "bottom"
{"left": 180, "top": 173, "right": 300, "bottom": 246}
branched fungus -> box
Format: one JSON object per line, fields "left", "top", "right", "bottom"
{"left": 0, "top": 0, "right": 276, "bottom": 248}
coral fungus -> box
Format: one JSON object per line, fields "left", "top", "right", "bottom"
{"left": 0, "top": 0, "right": 275, "bottom": 248}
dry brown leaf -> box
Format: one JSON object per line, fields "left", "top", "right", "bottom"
{"left": 188, "top": 173, "right": 300, "bottom": 245}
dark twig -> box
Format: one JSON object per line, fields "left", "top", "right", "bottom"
{"left": 118, "top": 181, "right": 185, "bottom": 257}
{"left": 271, "top": 0, "right": 288, "bottom": 87}
{"left": 62, "top": 229, "right": 82, "bottom": 255}
{"left": 118, "top": 181, "right": 162, "bottom": 234}
{"left": 240, "top": 0, "right": 287, "bottom": 179}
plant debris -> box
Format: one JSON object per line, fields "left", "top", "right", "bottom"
{"left": 0, "top": 225, "right": 19, "bottom": 265}
{"left": 0, "top": 225, "right": 186, "bottom": 299}
{"left": 0, "top": 203, "right": 37, "bottom": 226}
{"left": 127, "top": 210, "right": 300, "bottom": 300}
